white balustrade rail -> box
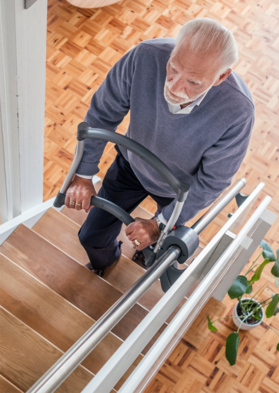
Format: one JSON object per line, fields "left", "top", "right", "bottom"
{"left": 81, "top": 184, "right": 277, "bottom": 393}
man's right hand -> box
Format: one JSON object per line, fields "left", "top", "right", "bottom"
{"left": 65, "top": 176, "right": 97, "bottom": 213}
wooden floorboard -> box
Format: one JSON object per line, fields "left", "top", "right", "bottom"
{"left": 0, "top": 224, "right": 165, "bottom": 354}
{"left": 0, "top": 253, "right": 124, "bottom": 374}
{"left": 0, "top": 375, "right": 23, "bottom": 393}
{"left": 0, "top": 307, "right": 93, "bottom": 392}
{"left": 44, "top": 1, "right": 279, "bottom": 392}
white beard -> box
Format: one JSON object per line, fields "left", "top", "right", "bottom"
{"left": 164, "top": 80, "right": 212, "bottom": 106}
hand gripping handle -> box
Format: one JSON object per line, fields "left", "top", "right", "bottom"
{"left": 54, "top": 122, "right": 190, "bottom": 266}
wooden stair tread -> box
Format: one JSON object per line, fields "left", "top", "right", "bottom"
{"left": 0, "top": 375, "right": 23, "bottom": 393}
{"left": 0, "top": 253, "right": 122, "bottom": 374}
{"left": 57, "top": 206, "right": 198, "bottom": 315}
{"left": 34, "top": 207, "right": 164, "bottom": 309}
{"left": 0, "top": 307, "right": 93, "bottom": 392}
{"left": 0, "top": 224, "right": 164, "bottom": 350}
{"left": 103, "top": 254, "right": 164, "bottom": 310}
{"left": 33, "top": 207, "right": 89, "bottom": 264}
{"left": 61, "top": 206, "right": 88, "bottom": 226}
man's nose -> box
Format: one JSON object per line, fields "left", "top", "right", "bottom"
{"left": 168, "top": 75, "right": 185, "bottom": 94}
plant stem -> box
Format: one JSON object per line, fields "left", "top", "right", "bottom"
{"left": 253, "top": 279, "right": 271, "bottom": 302}
{"left": 237, "top": 309, "right": 256, "bottom": 333}
{"left": 259, "top": 297, "right": 273, "bottom": 306}
{"left": 212, "top": 316, "right": 241, "bottom": 323}
{"left": 245, "top": 252, "right": 262, "bottom": 276}
{"left": 236, "top": 301, "right": 265, "bottom": 328}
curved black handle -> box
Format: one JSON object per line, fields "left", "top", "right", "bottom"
{"left": 54, "top": 191, "right": 156, "bottom": 265}
{"left": 77, "top": 122, "right": 190, "bottom": 202}
{"left": 54, "top": 192, "right": 133, "bottom": 225}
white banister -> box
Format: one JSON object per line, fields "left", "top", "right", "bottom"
{"left": 81, "top": 184, "right": 275, "bottom": 393}
{"left": 118, "top": 198, "right": 276, "bottom": 393}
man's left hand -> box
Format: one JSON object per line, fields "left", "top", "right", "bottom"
{"left": 125, "top": 217, "right": 161, "bottom": 250}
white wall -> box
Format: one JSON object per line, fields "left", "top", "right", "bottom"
{"left": 0, "top": 0, "right": 47, "bottom": 224}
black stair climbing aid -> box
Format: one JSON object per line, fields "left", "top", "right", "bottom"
{"left": 54, "top": 122, "right": 199, "bottom": 292}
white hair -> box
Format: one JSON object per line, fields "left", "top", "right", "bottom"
{"left": 175, "top": 18, "right": 238, "bottom": 74}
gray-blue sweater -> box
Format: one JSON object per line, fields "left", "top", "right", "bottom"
{"left": 77, "top": 38, "right": 255, "bottom": 226}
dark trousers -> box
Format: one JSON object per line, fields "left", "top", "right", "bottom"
{"left": 78, "top": 147, "right": 174, "bottom": 270}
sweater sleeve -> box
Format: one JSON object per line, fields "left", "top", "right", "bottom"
{"left": 161, "top": 113, "right": 254, "bottom": 226}
{"left": 76, "top": 47, "right": 137, "bottom": 176}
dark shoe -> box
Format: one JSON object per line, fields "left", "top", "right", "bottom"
{"left": 85, "top": 262, "right": 106, "bottom": 277}
{"left": 132, "top": 250, "right": 148, "bottom": 270}
{"left": 85, "top": 241, "right": 123, "bottom": 276}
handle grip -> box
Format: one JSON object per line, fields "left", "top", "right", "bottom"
{"left": 54, "top": 192, "right": 133, "bottom": 225}
{"left": 54, "top": 191, "right": 155, "bottom": 265}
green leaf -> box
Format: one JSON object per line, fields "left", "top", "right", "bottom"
{"left": 277, "top": 343, "right": 279, "bottom": 351}
{"left": 254, "top": 309, "right": 262, "bottom": 321}
{"left": 245, "top": 284, "right": 253, "bottom": 294}
{"left": 266, "top": 294, "right": 279, "bottom": 318}
{"left": 271, "top": 250, "right": 279, "bottom": 278}
{"left": 275, "top": 277, "right": 279, "bottom": 288}
{"left": 260, "top": 240, "right": 276, "bottom": 261}
{"left": 228, "top": 276, "right": 248, "bottom": 299}
{"left": 226, "top": 332, "right": 240, "bottom": 366}
{"left": 207, "top": 316, "right": 218, "bottom": 332}
{"left": 249, "top": 259, "right": 270, "bottom": 284}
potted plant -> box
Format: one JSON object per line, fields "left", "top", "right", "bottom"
{"left": 207, "top": 240, "right": 279, "bottom": 366}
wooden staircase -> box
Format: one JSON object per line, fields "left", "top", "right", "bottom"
{"left": 0, "top": 191, "right": 201, "bottom": 392}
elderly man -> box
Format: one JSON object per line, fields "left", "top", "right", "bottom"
{"left": 66, "top": 18, "right": 254, "bottom": 276}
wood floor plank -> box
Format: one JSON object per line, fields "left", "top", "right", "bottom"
{"left": 0, "top": 307, "right": 93, "bottom": 392}
{"left": 0, "top": 253, "right": 122, "bottom": 374}
{"left": 0, "top": 224, "right": 165, "bottom": 352}
{"left": 0, "top": 375, "right": 23, "bottom": 393}
{"left": 33, "top": 208, "right": 89, "bottom": 264}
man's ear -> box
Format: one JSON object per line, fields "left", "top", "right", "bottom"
{"left": 213, "top": 69, "right": 232, "bottom": 86}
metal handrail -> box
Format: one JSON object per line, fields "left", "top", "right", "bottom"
{"left": 118, "top": 195, "right": 273, "bottom": 393}
{"left": 191, "top": 178, "right": 246, "bottom": 234}
{"left": 27, "top": 246, "right": 181, "bottom": 393}
{"left": 27, "top": 179, "right": 246, "bottom": 393}
{"left": 81, "top": 182, "right": 267, "bottom": 393}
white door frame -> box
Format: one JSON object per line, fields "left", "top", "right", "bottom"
{"left": 0, "top": 0, "right": 47, "bottom": 224}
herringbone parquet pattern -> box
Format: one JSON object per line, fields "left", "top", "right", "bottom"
{"left": 44, "top": 0, "right": 279, "bottom": 392}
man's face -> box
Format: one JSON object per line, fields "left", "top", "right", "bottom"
{"left": 165, "top": 42, "right": 229, "bottom": 106}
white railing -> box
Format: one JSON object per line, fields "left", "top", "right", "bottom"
{"left": 118, "top": 197, "right": 276, "bottom": 392}
{"left": 81, "top": 184, "right": 277, "bottom": 393}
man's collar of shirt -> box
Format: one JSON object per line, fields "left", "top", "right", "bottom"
{"left": 167, "top": 89, "right": 209, "bottom": 115}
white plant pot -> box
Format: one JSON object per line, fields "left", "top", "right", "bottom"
{"left": 232, "top": 298, "right": 264, "bottom": 330}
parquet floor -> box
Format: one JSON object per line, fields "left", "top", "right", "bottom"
{"left": 44, "top": 0, "right": 279, "bottom": 392}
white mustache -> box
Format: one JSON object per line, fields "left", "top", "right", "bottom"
{"left": 165, "top": 81, "right": 189, "bottom": 99}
